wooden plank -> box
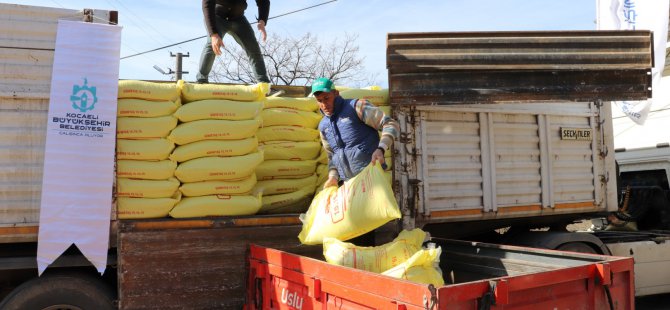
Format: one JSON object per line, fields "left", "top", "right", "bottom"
{"left": 118, "top": 220, "right": 321, "bottom": 310}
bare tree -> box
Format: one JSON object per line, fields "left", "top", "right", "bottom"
{"left": 210, "top": 33, "right": 379, "bottom": 86}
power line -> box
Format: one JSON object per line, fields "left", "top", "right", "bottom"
{"left": 120, "top": 0, "right": 338, "bottom": 60}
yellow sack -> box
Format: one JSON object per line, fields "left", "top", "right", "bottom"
{"left": 298, "top": 163, "right": 401, "bottom": 245}
{"left": 117, "top": 116, "right": 178, "bottom": 139}
{"left": 167, "top": 118, "right": 260, "bottom": 145}
{"left": 323, "top": 229, "right": 427, "bottom": 273}
{"left": 339, "top": 86, "right": 389, "bottom": 106}
{"left": 316, "top": 150, "right": 328, "bottom": 164}
{"left": 259, "top": 187, "right": 314, "bottom": 214}
{"left": 170, "top": 137, "right": 258, "bottom": 162}
{"left": 316, "top": 164, "right": 329, "bottom": 177}
{"left": 116, "top": 138, "right": 175, "bottom": 161}
{"left": 118, "top": 80, "right": 181, "bottom": 101}
{"left": 264, "top": 97, "right": 318, "bottom": 112}
{"left": 117, "top": 192, "right": 181, "bottom": 219}
{"left": 174, "top": 99, "right": 263, "bottom": 122}
{"left": 381, "top": 246, "right": 444, "bottom": 287}
{"left": 315, "top": 174, "right": 328, "bottom": 190}
{"left": 181, "top": 82, "right": 269, "bottom": 102}
{"left": 118, "top": 98, "right": 181, "bottom": 118}
{"left": 384, "top": 171, "right": 393, "bottom": 184}
{"left": 378, "top": 105, "right": 391, "bottom": 116}
{"left": 261, "top": 108, "right": 322, "bottom": 129}
{"left": 175, "top": 151, "right": 263, "bottom": 183}
{"left": 255, "top": 160, "right": 316, "bottom": 180}
{"left": 117, "top": 160, "right": 177, "bottom": 180}
{"left": 254, "top": 174, "right": 317, "bottom": 195}
{"left": 169, "top": 194, "right": 262, "bottom": 218}
{"left": 257, "top": 125, "right": 319, "bottom": 143}
{"left": 117, "top": 177, "right": 180, "bottom": 198}
{"left": 260, "top": 141, "right": 321, "bottom": 161}
{"left": 179, "top": 175, "right": 257, "bottom": 197}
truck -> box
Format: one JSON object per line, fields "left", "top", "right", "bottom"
{"left": 385, "top": 30, "right": 670, "bottom": 299}
{"left": 0, "top": 2, "right": 662, "bottom": 309}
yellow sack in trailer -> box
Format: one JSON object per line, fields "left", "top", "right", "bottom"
{"left": 179, "top": 174, "right": 257, "bottom": 197}
{"left": 181, "top": 82, "right": 269, "bottom": 102}
{"left": 261, "top": 108, "right": 322, "bottom": 129}
{"left": 259, "top": 187, "right": 314, "bottom": 214}
{"left": 169, "top": 194, "right": 262, "bottom": 218}
{"left": 167, "top": 118, "right": 260, "bottom": 145}
{"left": 174, "top": 99, "right": 263, "bottom": 122}
{"left": 170, "top": 137, "right": 258, "bottom": 162}
{"left": 264, "top": 97, "right": 318, "bottom": 112}
{"left": 260, "top": 141, "right": 321, "bottom": 161}
{"left": 117, "top": 192, "right": 181, "bottom": 219}
{"left": 117, "top": 160, "right": 177, "bottom": 180}
{"left": 255, "top": 159, "right": 316, "bottom": 180}
{"left": 298, "top": 163, "right": 401, "bottom": 245}
{"left": 323, "top": 229, "right": 427, "bottom": 273}
{"left": 116, "top": 138, "right": 175, "bottom": 161}
{"left": 254, "top": 174, "right": 317, "bottom": 196}
{"left": 118, "top": 98, "right": 181, "bottom": 118}
{"left": 175, "top": 151, "right": 263, "bottom": 183}
{"left": 117, "top": 116, "right": 177, "bottom": 139}
{"left": 381, "top": 246, "right": 444, "bottom": 287}
{"left": 117, "top": 177, "right": 180, "bottom": 198}
{"left": 339, "top": 86, "right": 389, "bottom": 106}
{"left": 118, "top": 80, "right": 181, "bottom": 101}
{"left": 257, "top": 126, "right": 319, "bottom": 143}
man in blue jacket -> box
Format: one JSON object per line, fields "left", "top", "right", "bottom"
{"left": 312, "top": 77, "right": 399, "bottom": 187}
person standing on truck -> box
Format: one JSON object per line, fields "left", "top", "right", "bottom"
{"left": 196, "top": 0, "right": 271, "bottom": 84}
{"left": 312, "top": 77, "right": 400, "bottom": 188}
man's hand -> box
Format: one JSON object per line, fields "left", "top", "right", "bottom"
{"left": 257, "top": 20, "right": 267, "bottom": 42}
{"left": 210, "top": 34, "right": 224, "bottom": 56}
{"left": 371, "top": 148, "right": 385, "bottom": 167}
{"left": 323, "top": 176, "right": 338, "bottom": 189}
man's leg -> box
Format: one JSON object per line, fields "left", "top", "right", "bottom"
{"left": 228, "top": 16, "right": 270, "bottom": 83}
{"left": 196, "top": 37, "right": 215, "bottom": 83}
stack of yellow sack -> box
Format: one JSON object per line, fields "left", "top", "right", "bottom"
{"left": 323, "top": 228, "right": 444, "bottom": 286}
{"left": 168, "top": 82, "right": 268, "bottom": 218}
{"left": 116, "top": 80, "right": 181, "bottom": 219}
{"left": 253, "top": 96, "right": 322, "bottom": 214}
{"left": 313, "top": 152, "right": 329, "bottom": 195}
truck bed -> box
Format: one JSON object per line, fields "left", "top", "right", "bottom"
{"left": 117, "top": 215, "right": 321, "bottom": 309}
{"left": 247, "top": 239, "right": 634, "bottom": 309}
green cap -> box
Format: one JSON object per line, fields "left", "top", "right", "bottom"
{"left": 311, "top": 77, "right": 334, "bottom": 95}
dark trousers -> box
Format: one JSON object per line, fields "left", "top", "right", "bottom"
{"left": 197, "top": 16, "right": 270, "bottom": 83}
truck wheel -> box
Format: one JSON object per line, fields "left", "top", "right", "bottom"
{"left": 556, "top": 242, "right": 599, "bottom": 254}
{"left": 0, "top": 272, "right": 115, "bottom": 310}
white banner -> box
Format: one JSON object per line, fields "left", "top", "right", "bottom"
{"left": 597, "top": 0, "right": 669, "bottom": 125}
{"left": 37, "top": 20, "right": 121, "bottom": 275}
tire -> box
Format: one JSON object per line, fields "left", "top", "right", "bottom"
{"left": 0, "top": 271, "right": 115, "bottom": 310}
{"left": 556, "top": 242, "right": 599, "bottom": 254}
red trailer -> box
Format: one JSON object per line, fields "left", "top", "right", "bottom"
{"left": 246, "top": 239, "right": 634, "bottom": 309}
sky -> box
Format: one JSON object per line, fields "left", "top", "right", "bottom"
{"left": 9, "top": 0, "right": 597, "bottom": 87}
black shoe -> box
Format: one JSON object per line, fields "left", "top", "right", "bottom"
{"left": 196, "top": 79, "right": 208, "bottom": 84}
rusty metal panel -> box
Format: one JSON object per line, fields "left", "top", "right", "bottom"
{"left": 0, "top": 98, "right": 47, "bottom": 231}
{"left": 387, "top": 31, "right": 654, "bottom": 103}
{"left": 403, "top": 102, "right": 615, "bottom": 225}
{"left": 0, "top": 3, "right": 115, "bottom": 99}
{"left": 0, "top": 4, "right": 116, "bottom": 241}
{"left": 117, "top": 218, "right": 321, "bottom": 310}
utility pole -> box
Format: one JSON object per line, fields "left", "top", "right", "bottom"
{"left": 170, "top": 52, "right": 189, "bottom": 80}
